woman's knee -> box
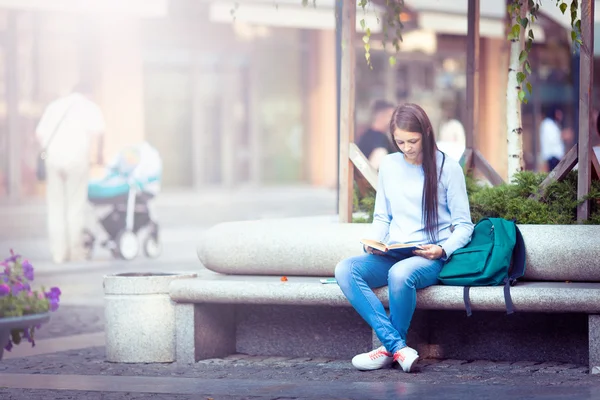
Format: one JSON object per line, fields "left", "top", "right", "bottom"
{"left": 388, "top": 264, "right": 413, "bottom": 289}
{"left": 334, "top": 258, "right": 354, "bottom": 287}
{"left": 388, "top": 258, "right": 442, "bottom": 290}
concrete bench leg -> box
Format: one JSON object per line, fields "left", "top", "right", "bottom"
{"left": 175, "top": 303, "right": 236, "bottom": 364}
{"left": 590, "top": 315, "right": 600, "bottom": 374}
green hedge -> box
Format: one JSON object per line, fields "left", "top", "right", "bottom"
{"left": 353, "top": 170, "right": 600, "bottom": 225}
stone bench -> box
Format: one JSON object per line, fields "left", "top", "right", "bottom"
{"left": 171, "top": 217, "right": 600, "bottom": 372}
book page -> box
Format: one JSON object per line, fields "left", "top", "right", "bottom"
{"left": 387, "top": 243, "right": 423, "bottom": 250}
{"left": 360, "top": 239, "right": 387, "bottom": 252}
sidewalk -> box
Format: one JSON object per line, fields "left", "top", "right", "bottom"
{"left": 0, "top": 305, "right": 599, "bottom": 399}
{"left": 0, "top": 185, "right": 338, "bottom": 240}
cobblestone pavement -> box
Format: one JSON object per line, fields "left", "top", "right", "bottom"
{"left": 0, "top": 346, "right": 596, "bottom": 387}
{"left": 32, "top": 306, "right": 105, "bottom": 340}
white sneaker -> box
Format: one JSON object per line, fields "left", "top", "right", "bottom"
{"left": 393, "top": 346, "right": 419, "bottom": 373}
{"left": 351, "top": 346, "right": 394, "bottom": 371}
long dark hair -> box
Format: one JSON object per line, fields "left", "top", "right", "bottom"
{"left": 389, "top": 103, "right": 442, "bottom": 244}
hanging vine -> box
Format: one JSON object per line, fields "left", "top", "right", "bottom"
{"left": 507, "top": 0, "right": 581, "bottom": 104}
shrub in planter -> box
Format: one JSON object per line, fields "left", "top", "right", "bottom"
{"left": 468, "top": 170, "right": 600, "bottom": 224}
{"left": 353, "top": 170, "right": 600, "bottom": 225}
{"left": 0, "top": 250, "right": 61, "bottom": 352}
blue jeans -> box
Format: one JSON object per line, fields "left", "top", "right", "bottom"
{"left": 334, "top": 253, "right": 443, "bottom": 354}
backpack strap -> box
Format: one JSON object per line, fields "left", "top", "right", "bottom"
{"left": 463, "top": 286, "right": 473, "bottom": 317}
{"left": 504, "top": 224, "right": 526, "bottom": 315}
{"left": 509, "top": 224, "right": 526, "bottom": 283}
{"left": 503, "top": 278, "right": 516, "bottom": 315}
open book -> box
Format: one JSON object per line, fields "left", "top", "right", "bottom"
{"left": 361, "top": 239, "right": 423, "bottom": 257}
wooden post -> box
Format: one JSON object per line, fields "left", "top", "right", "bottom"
{"left": 465, "top": 0, "right": 480, "bottom": 149}
{"left": 577, "top": 0, "right": 594, "bottom": 222}
{"left": 338, "top": 1, "right": 356, "bottom": 223}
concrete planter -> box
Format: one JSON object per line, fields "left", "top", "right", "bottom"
{"left": 104, "top": 272, "right": 196, "bottom": 363}
{"left": 0, "top": 313, "right": 50, "bottom": 361}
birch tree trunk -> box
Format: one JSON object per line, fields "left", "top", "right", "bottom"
{"left": 506, "top": 7, "right": 525, "bottom": 183}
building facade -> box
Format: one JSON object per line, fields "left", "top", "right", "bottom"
{"left": 0, "top": 0, "right": 594, "bottom": 200}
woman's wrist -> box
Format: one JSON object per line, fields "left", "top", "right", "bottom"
{"left": 437, "top": 244, "right": 447, "bottom": 259}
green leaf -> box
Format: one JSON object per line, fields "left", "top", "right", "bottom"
{"left": 560, "top": 2, "right": 567, "bottom": 14}
{"left": 512, "top": 24, "right": 521, "bottom": 39}
{"left": 364, "top": 42, "right": 370, "bottom": 52}
{"left": 529, "top": 29, "right": 534, "bottom": 40}
{"left": 526, "top": 82, "right": 533, "bottom": 95}
{"left": 362, "top": 35, "right": 369, "bottom": 44}
{"left": 366, "top": 27, "right": 371, "bottom": 36}
{"left": 389, "top": 56, "right": 397, "bottom": 66}
{"left": 518, "top": 90, "right": 526, "bottom": 103}
{"left": 525, "top": 61, "right": 532, "bottom": 74}
{"left": 520, "top": 17, "right": 528, "bottom": 29}
{"left": 360, "top": 19, "right": 366, "bottom": 30}
{"left": 519, "top": 50, "right": 527, "bottom": 64}
{"left": 571, "top": 30, "right": 577, "bottom": 41}
{"left": 517, "top": 72, "right": 526, "bottom": 84}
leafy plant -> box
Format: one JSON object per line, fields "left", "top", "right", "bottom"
{"left": 353, "top": 171, "right": 600, "bottom": 225}
{"left": 0, "top": 250, "right": 61, "bottom": 351}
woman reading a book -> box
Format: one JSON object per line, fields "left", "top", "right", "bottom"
{"left": 335, "top": 103, "right": 474, "bottom": 373}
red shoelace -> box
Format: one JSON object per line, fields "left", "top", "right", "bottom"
{"left": 368, "top": 348, "right": 391, "bottom": 360}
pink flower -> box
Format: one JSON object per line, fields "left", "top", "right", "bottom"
{"left": 0, "top": 284, "right": 9, "bottom": 296}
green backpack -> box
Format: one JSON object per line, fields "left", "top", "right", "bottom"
{"left": 438, "top": 217, "right": 526, "bottom": 316}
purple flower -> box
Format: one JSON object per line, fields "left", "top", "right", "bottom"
{"left": 46, "top": 287, "right": 61, "bottom": 300}
{"left": 4, "top": 249, "right": 19, "bottom": 264}
{"left": 22, "top": 260, "right": 34, "bottom": 281}
{"left": 11, "top": 281, "right": 25, "bottom": 295}
{"left": 0, "top": 284, "right": 10, "bottom": 296}
{"left": 45, "top": 287, "right": 61, "bottom": 312}
{"left": 4, "top": 339, "right": 12, "bottom": 352}
{"left": 48, "top": 299, "right": 59, "bottom": 312}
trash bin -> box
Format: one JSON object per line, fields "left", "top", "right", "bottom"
{"left": 104, "top": 272, "right": 197, "bottom": 363}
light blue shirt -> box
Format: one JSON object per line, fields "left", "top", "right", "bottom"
{"left": 370, "top": 151, "right": 474, "bottom": 258}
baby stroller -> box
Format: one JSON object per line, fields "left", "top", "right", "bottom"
{"left": 84, "top": 141, "right": 163, "bottom": 261}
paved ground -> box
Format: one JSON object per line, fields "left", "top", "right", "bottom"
{"left": 1, "top": 186, "right": 600, "bottom": 399}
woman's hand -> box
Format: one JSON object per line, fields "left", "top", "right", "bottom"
{"left": 413, "top": 244, "right": 444, "bottom": 260}
{"left": 364, "top": 245, "right": 386, "bottom": 256}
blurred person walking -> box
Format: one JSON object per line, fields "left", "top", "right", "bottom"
{"left": 35, "top": 83, "right": 105, "bottom": 264}
{"left": 539, "top": 105, "right": 565, "bottom": 172}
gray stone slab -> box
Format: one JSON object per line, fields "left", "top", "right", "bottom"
{"left": 170, "top": 277, "right": 600, "bottom": 314}
{"left": 104, "top": 272, "right": 197, "bottom": 295}
{"left": 197, "top": 219, "right": 600, "bottom": 282}
{"left": 104, "top": 294, "right": 177, "bottom": 363}
{"left": 104, "top": 272, "right": 197, "bottom": 363}
{"left": 417, "top": 310, "right": 588, "bottom": 365}
{"left": 197, "top": 218, "right": 368, "bottom": 276}
{"left": 192, "top": 304, "right": 236, "bottom": 362}
{"left": 174, "top": 304, "right": 195, "bottom": 364}
{"left": 589, "top": 315, "right": 600, "bottom": 373}
{"left": 235, "top": 305, "right": 372, "bottom": 359}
